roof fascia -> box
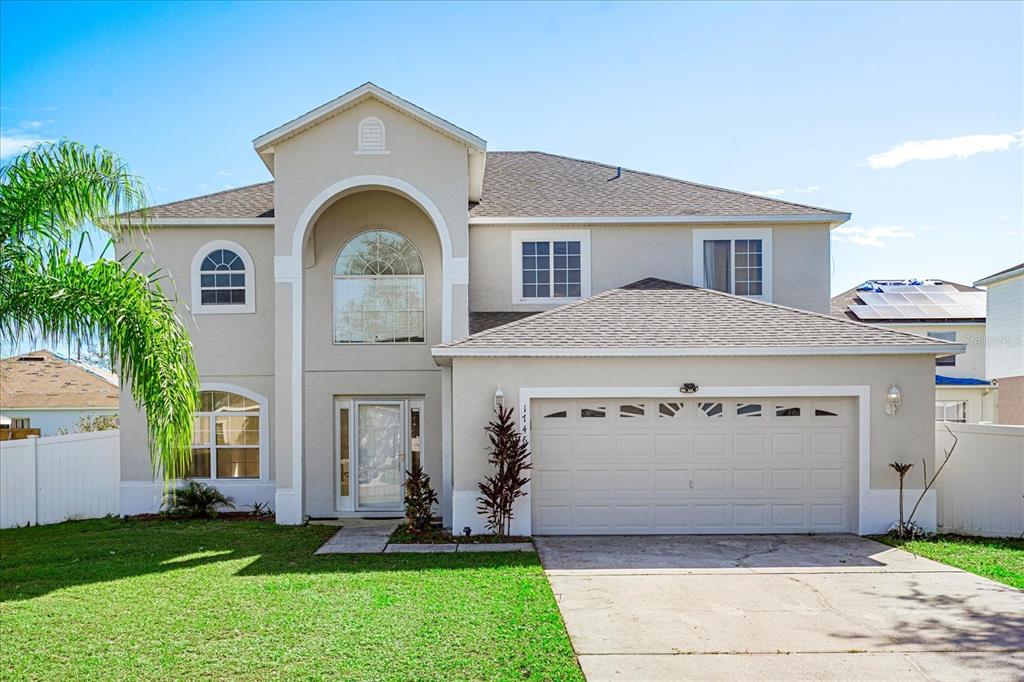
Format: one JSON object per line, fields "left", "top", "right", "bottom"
{"left": 469, "top": 213, "right": 851, "bottom": 227}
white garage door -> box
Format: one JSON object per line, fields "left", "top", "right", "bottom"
{"left": 531, "top": 397, "right": 854, "bottom": 534}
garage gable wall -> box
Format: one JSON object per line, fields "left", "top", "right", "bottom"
{"left": 450, "top": 354, "right": 935, "bottom": 533}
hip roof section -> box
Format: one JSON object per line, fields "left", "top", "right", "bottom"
{"left": 436, "top": 278, "right": 965, "bottom": 358}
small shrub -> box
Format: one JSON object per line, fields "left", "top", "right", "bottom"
{"left": 162, "top": 480, "right": 235, "bottom": 518}
{"left": 404, "top": 461, "right": 439, "bottom": 532}
{"left": 247, "top": 501, "right": 272, "bottom": 518}
{"left": 888, "top": 520, "right": 928, "bottom": 540}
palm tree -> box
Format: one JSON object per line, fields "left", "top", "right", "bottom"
{"left": 0, "top": 140, "right": 198, "bottom": 480}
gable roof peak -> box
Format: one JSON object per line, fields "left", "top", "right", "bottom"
{"left": 253, "top": 82, "right": 486, "bottom": 158}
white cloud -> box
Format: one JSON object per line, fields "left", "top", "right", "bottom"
{"left": 750, "top": 188, "right": 786, "bottom": 197}
{"left": 0, "top": 119, "right": 56, "bottom": 159}
{"left": 217, "top": 170, "right": 232, "bottom": 177}
{"left": 832, "top": 225, "right": 919, "bottom": 247}
{"left": 793, "top": 186, "right": 820, "bottom": 194}
{"left": 995, "top": 215, "right": 1008, "bottom": 221}
{"left": 0, "top": 135, "right": 51, "bottom": 159}
{"left": 866, "top": 131, "right": 1023, "bottom": 169}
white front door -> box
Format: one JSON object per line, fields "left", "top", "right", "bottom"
{"left": 530, "top": 397, "right": 855, "bottom": 534}
{"left": 335, "top": 398, "right": 424, "bottom": 513}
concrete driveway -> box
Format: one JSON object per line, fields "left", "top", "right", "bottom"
{"left": 535, "top": 535, "right": 1023, "bottom": 681}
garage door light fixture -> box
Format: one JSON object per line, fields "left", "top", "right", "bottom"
{"left": 886, "top": 382, "right": 902, "bottom": 417}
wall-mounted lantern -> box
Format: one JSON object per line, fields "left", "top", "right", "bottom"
{"left": 494, "top": 387, "right": 505, "bottom": 410}
{"left": 886, "top": 382, "right": 902, "bottom": 417}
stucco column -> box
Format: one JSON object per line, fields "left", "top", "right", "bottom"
{"left": 273, "top": 257, "right": 304, "bottom": 523}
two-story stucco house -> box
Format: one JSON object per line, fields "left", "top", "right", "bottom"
{"left": 831, "top": 279, "right": 997, "bottom": 424}
{"left": 118, "top": 83, "right": 963, "bottom": 535}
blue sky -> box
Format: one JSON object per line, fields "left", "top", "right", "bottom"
{"left": 2, "top": 0, "right": 1022, "bottom": 295}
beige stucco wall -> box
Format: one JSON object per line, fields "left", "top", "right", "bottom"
{"left": 882, "top": 323, "right": 987, "bottom": 380}
{"left": 300, "top": 190, "right": 444, "bottom": 516}
{"left": 468, "top": 223, "right": 832, "bottom": 314}
{"left": 449, "top": 354, "right": 936, "bottom": 494}
{"left": 116, "top": 226, "right": 276, "bottom": 484}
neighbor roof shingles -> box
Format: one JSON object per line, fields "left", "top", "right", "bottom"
{"left": 830, "top": 280, "right": 984, "bottom": 322}
{"left": 138, "top": 152, "right": 845, "bottom": 222}
{"left": 441, "top": 278, "right": 947, "bottom": 351}
{"left": 0, "top": 350, "right": 119, "bottom": 409}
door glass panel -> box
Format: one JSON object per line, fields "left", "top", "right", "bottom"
{"left": 410, "top": 407, "right": 421, "bottom": 470}
{"left": 338, "top": 407, "right": 350, "bottom": 497}
{"left": 356, "top": 404, "right": 403, "bottom": 508}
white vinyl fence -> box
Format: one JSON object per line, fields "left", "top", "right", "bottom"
{"left": 935, "top": 422, "right": 1024, "bottom": 538}
{"left": 0, "top": 430, "right": 120, "bottom": 529}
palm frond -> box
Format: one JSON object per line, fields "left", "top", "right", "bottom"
{"left": 1, "top": 244, "right": 199, "bottom": 479}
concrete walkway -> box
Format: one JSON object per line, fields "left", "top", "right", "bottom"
{"left": 535, "top": 535, "right": 1024, "bottom": 681}
{"left": 313, "top": 520, "right": 534, "bottom": 554}
{"left": 314, "top": 519, "right": 394, "bottom": 554}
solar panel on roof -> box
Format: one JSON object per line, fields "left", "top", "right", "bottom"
{"left": 850, "top": 284, "right": 985, "bottom": 320}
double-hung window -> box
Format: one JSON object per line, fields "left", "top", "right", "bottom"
{"left": 513, "top": 230, "right": 591, "bottom": 303}
{"left": 693, "top": 228, "right": 772, "bottom": 300}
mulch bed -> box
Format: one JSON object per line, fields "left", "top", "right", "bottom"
{"left": 389, "top": 523, "right": 531, "bottom": 545}
{"left": 127, "top": 512, "right": 274, "bottom": 522}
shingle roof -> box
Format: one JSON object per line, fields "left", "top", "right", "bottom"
{"left": 143, "top": 182, "right": 274, "bottom": 220}
{"left": 975, "top": 262, "right": 1024, "bottom": 287}
{"left": 469, "top": 311, "right": 541, "bottom": 334}
{"left": 469, "top": 152, "right": 844, "bottom": 218}
{"left": 0, "top": 350, "right": 119, "bottom": 409}
{"left": 138, "top": 152, "right": 845, "bottom": 222}
{"left": 436, "top": 278, "right": 955, "bottom": 355}
{"left": 830, "top": 279, "right": 983, "bottom": 322}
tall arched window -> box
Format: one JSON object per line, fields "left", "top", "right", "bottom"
{"left": 334, "top": 230, "right": 425, "bottom": 343}
{"left": 187, "top": 389, "right": 263, "bottom": 479}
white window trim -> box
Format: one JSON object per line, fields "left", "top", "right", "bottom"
{"left": 191, "top": 240, "right": 256, "bottom": 314}
{"left": 511, "top": 229, "right": 592, "bottom": 305}
{"left": 692, "top": 227, "right": 773, "bottom": 302}
{"left": 182, "top": 383, "right": 270, "bottom": 483}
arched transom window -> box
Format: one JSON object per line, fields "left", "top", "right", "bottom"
{"left": 333, "top": 230, "right": 425, "bottom": 343}
{"left": 187, "top": 390, "right": 262, "bottom": 479}
{"left": 200, "top": 249, "right": 246, "bottom": 305}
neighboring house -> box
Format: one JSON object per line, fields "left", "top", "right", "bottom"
{"left": 975, "top": 263, "right": 1024, "bottom": 425}
{"left": 831, "top": 279, "right": 996, "bottom": 424}
{"left": 0, "top": 350, "right": 119, "bottom": 436}
{"left": 117, "top": 82, "right": 961, "bottom": 535}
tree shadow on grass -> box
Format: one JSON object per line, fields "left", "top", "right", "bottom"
{"left": 0, "top": 517, "right": 542, "bottom": 602}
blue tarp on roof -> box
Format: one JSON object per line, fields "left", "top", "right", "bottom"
{"left": 936, "top": 375, "right": 991, "bottom": 386}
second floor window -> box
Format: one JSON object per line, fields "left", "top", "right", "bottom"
{"left": 522, "top": 240, "right": 582, "bottom": 299}
{"left": 334, "top": 230, "right": 425, "bottom": 343}
{"left": 703, "top": 238, "right": 763, "bottom": 296}
{"left": 200, "top": 249, "right": 246, "bottom": 305}
{"left": 928, "top": 331, "right": 957, "bottom": 366}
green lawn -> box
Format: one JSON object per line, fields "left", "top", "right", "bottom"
{"left": 0, "top": 518, "right": 582, "bottom": 681}
{"left": 879, "top": 534, "right": 1024, "bottom": 589}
